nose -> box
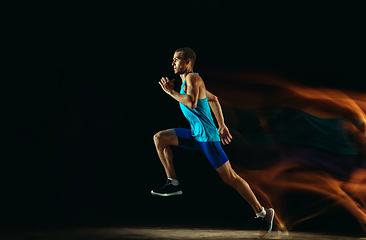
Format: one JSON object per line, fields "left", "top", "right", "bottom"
{"left": 172, "top": 60, "right": 176, "bottom": 66}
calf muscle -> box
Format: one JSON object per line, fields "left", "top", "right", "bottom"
{"left": 216, "top": 161, "right": 263, "bottom": 214}
{"left": 153, "top": 129, "right": 179, "bottom": 179}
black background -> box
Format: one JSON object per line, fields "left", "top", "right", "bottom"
{"left": 3, "top": 1, "right": 365, "bottom": 234}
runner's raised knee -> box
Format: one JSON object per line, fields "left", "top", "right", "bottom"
{"left": 153, "top": 131, "right": 164, "bottom": 146}
{"left": 153, "top": 129, "right": 177, "bottom": 147}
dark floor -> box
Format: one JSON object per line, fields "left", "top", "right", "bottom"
{"left": 0, "top": 226, "right": 364, "bottom": 240}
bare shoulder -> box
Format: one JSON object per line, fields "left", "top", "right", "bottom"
{"left": 186, "top": 72, "right": 203, "bottom": 86}
{"left": 186, "top": 73, "right": 206, "bottom": 99}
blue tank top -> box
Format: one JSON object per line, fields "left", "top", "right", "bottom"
{"left": 179, "top": 73, "right": 220, "bottom": 142}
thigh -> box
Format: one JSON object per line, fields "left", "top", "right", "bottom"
{"left": 174, "top": 128, "right": 197, "bottom": 150}
{"left": 155, "top": 128, "right": 179, "bottom": 147}
{"left": 198, "top": 142, "right": 229, "bottom": 169}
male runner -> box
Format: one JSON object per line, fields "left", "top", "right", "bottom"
{"left": 151, "top": 47, "right": 274, "bottom": 238}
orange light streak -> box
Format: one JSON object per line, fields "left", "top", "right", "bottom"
{"left": 233, "top": 162, "right": 366, "bottom": 232}
{"left": 199, "top": 68, "right": 366, "bottom": 232}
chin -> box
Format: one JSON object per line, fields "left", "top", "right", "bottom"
{"left": 174, "top": 69, "right": 184, "bottom": 75}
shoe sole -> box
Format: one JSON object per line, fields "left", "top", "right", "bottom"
{"left": 260, "top": 208, "right": 275, "bottom": 239}
{"left": 151, "top": 190, "right": 183, "bottom": 197}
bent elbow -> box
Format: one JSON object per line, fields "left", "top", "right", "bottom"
{"left": 208, "top": 94, "right": 218, "bottom": 103}
{"left": 211, "top": 95, "right": 218, "bottom": 102}
{"left": 188, "top": 102, "right": 197, "bottom": 109}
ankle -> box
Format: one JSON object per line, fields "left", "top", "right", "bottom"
{"left": 168, "top": 178, "right": 179, "bottom": 186}
{"left": 255, "top": 207, "right": 266, "bottom": 218}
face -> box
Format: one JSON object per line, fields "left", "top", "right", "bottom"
{"left": 172, "top": 51, "right": 189, "bottom": 75}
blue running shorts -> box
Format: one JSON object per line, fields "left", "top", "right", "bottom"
{"left": 173, "top": 128, "right": 229, "bottom": 169}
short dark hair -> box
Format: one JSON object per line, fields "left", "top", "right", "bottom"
{"left": 175, "top": 47, "right": 196, "bottom": 67}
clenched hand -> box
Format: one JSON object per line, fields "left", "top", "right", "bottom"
{"left": 159, "top": 77, "right": 175, "bottom": 95}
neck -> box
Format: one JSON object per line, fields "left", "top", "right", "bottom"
{"left": 180, "top": 68, "right": 193, "bottom": 81}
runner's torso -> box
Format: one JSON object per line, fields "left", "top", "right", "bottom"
{"left": 179, "top": 73, "right": 220, "bottom": 142}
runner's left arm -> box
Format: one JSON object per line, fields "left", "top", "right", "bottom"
{"left": 207, "top": 90, "right": 233, "bottom": 145}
